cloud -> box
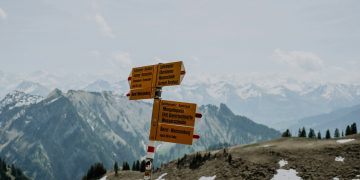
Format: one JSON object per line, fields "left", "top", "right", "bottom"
{"left": 273, "top": 49, "right": 324, "bottom": 72}
{"left": 91, "top": 0, "right": 99, "bottom": 10}
{"left": 90, "top": 50, "right": 100, "bottom": 56}
{"left": 94, "top": 13, "right": 115, "bottom": 38}
{"left": 112, "top": 52, "right": 132, "bottom": 69}
{"left": 0, "top": 7, "right": 7, "bottom": 20}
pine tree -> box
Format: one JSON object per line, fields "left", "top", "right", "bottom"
{"left": 345, "top": 125, "right": 351, "bottom": 136}
{"left": 190, "top": 153, "right": 205, "bottom": 169}
{"left": 114, "top": 162, "right": 119, "bottom": 176}
{"left": 135, "top": 160, "right": 140, "bottom": 171}
{"left": 300, "top": 127, "right": 307, "bottom": 137}
{"left": 122, "top": 162, "right": 130, "bottom": 171}
{"left": 334, "top": 128, "right": 340, "bottom": 138}
{"left": 298, "top": 128, "right": 302, "bottom": 137}
{"left": 317, "top": 131, "right": 322, "bottom": 139}
{"left": 351, "top": 123, "right": 357, "bottom": 134}
{"left": 131, "top": 161, "right": 136, "bottom": 171}
{"left": 282, "top": 129, "right": 292, "bottom": 137}
{"left": 325, "top": 129, "right": 331, "bottom": 139}
{"left": 140, "top": 160, "right": 146, "bottom": 172}
{"left": 83, "top": 162, "right": 106, "bottom": 180}
{"left": 0, "top": 158, "right": 29, "bottom": 180}
{"left": 307, "top": 128, "right": 312, "bottom": 138}
{"left": 0, "top": 158, "right": 11, "bottom": 180}
{"left": 308, "top": 128, "right": 316, "bottom": 138}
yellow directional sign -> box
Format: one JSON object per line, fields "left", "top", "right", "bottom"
{"left": 128, "top": 61, "right": 186, "bottom": 100}
{"left": 129, "top": 88, "right": 156, "bottom": 100}
{"left": 156, "top": 61, "right": 185, "bottom": 87}
{"left": 130, "top": 65, "right": 158, "bottom": 89}
{"left": 149, "top": 99, "right": 197, "bottom": 144}
{"left": 156, "top": 123, "right": 194, "bottom": 145}
{"left": 159, "top": 100, "right": 196, "bottom": 127}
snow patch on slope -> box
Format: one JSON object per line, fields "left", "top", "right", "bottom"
{"left": 336, "top": 139, "right": 355, "bottom": 144}
{"left": 272, "top": 169, "right": 302, "bottom": 180}
{"left": 199, "top": 175, "right": 216, "bottom": 180}
{"left": 278, "top": 160, "right": 288, "bottom": 168}
{"left": 335, "top": 156, "right": 345, "bottom": 162}
{"left": 155, "top": 173, "right": 167, "bottom": 180}
{"left": 272, "top": 160, "right": 302, "bottom": 180}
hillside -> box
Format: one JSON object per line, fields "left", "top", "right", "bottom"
{"left": 0, "top": 90, "right": 279, "bottom": 180}
{"left": 0, "top": 90, "right": 152, "bottom": 180}
{"left": 105, "top": 134, "right": 360, "bottom": 180}
{"left": 290, "top": 104, "right": 360, "bottom": 133}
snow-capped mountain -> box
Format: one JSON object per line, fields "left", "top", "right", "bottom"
{"left": 74, "top": 77, "right": 360, "bottom": 129}
{"left": 15, "top": 81, "right": 51, "bottom": 97}
{"left": 0, "top": 71, "right": 101, "bottom": 98}
{"left": 83, "top": 80, "right": 115, "bottom": 92}
{"left": 161, "top": 82, "right": 360, "bottom": 129}
{"left": 82, "top": 80, "right": 127, "bottom": 95}
{"left": 0, "top": 90, "right": 278, "bottom": 180}
{"left": 0, "top": 91, "right": 43, "bottom": 113}
{"left": 2, "top": 69, "right": 360, "bottom": 129}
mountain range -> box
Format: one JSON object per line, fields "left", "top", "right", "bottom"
{"left": 2, "top": 76, "right": 360, "bottom": 130}
{"left": 2, "top": 68, "right": 360, "bottom": 129}
{"left": 290, "top": 103, "right": 360, "bottom": 134}
{"left": 161, "top": 82, "right": 360, "bottom": 129}
{"left": 0, "top": 90, "right": 279, "bottom": 180}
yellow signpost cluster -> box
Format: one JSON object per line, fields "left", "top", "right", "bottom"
{"left": 127, "top": 61, "right": 201, "bottom": 179}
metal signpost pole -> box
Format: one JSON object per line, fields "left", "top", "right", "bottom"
{"left": 144, "top": 87, "right": 162, "bottom": 180}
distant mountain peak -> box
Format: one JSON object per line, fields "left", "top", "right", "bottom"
{"left": 83, "top": 79, "right": 114, "bottom": 92}
{"left": 219, "top": 103, "right": 234, "bottom": 116}
{"left": 15, "top": 80, "right": 50, "bottom": 97}
{"left": 0, "top": 90, "right": 43, "bottom": 111}
{"left": 46, "top": 88, "right": 63, "bottom": 99}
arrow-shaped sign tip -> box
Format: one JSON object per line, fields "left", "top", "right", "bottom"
{"left": 195, "top": 113, "right": 202, "bottom": 118}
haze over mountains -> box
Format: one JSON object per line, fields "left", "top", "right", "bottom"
{"left": 2, "top": 70, "right": 360, "bottom": 129}
{"left": 290, "top": 103, "right": 360, "bottom": 134}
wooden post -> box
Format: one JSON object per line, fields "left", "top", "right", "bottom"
{"left": 144, "top": 87, "right": 161, "bottom": 180}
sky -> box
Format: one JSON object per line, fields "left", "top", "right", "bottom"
{"left": 0, "top": 0, "right": 360, "bottom": 84}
